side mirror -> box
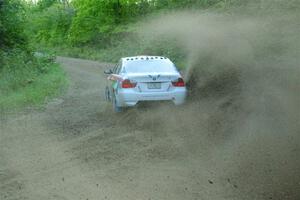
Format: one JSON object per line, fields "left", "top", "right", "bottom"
{"left": 104, "top": 69, "right": 113, "bottom": 74}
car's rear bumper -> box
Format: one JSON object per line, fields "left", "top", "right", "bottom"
{"left": 116, "top": 88, "right": 187, "bottom": 107}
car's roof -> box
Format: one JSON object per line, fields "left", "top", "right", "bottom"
{"left": 121, "top": 56, "right": 178, "bottom": 74}
{"left": 121, "top": 55, "right": 170, "bottom": 63}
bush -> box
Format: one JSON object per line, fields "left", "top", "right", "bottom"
{"left": 0, "top": 50, "right": 67, "bottom": 111}
{"left": 0, "top": 0, "right": 27, "bottom": 50}
{"left": 26, "top": 3, "right": 74, "bottom": 46}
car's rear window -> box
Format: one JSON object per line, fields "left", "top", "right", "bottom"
{"left": 124, "top": 59, "right": 177, "bottom": 73}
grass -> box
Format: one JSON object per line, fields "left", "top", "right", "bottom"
{"left": 0, "top": 52, "right": 68, "bottom": 112}
{"left": 50, "top": 34, "right": 188, "bottom": 70}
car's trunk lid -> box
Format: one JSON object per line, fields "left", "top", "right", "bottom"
{"left": 126, "top": 73, "right": 179, "bottom": 92}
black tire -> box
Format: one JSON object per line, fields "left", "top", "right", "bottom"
{"left": 105, "top": 86, "right": 111, "bottom": 101}
{"left": 112, "top": 94, "right": 122, "bottom": 113}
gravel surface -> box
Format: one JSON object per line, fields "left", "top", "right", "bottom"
{"left": 1, "top": 57, "right": 299, "bottom": 200}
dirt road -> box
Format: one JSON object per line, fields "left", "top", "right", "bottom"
{"left": 1, "top": 57, "right": 299, "bottom": 200}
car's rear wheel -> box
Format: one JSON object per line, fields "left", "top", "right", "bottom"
{"left": 112, "top": 94, "right": 122, "bottom": 113}
{"left": 105, "top": 86, "right": 111, "bottom": 101}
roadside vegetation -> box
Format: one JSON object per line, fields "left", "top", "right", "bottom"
{"left": 0, "top": 52, "right": 66, "bottom": 110}
{"left": 25, "top": 0, "right": 300, "bottom": 65}
{"left": 25, "top": 0, "right": 245, "bottom": 64}
{"left": 0, "top": 0, "right": 67, "bottom": 111}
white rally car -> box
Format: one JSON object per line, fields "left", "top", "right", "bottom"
{"left": 104, "top": 56, "right": 187, "bottom": 112}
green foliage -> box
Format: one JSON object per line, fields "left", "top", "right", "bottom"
{"left": 36, "top": 0, "right": 58, "bottom": 10}
{"left": 24, "top": 0, "right": 300, "bottom": 64}
{"left": 67, "top": 0, "right": 229, "bottom": 45}
{"left": 68, "top": 0, "right": 147, "bottom": 45}
{"left": 52, "top": 34, "right": 186, "bottom": 70}
{"left": 0, "top": 0, "right": 27, "bottom": 50}
{"left": 0, "top": 0, "right": 67, "bottom": 110}
{"left": 1, "top": 50, "right": 54, "bottom": 93}
{"left": 26, "top": 2, "right": 74, "bottom": 46}
{"left": 0, "top": 50, "right": 67, "bottom": 110}
{"left": 27, "top": 0, "right": 238, "bottom": 49}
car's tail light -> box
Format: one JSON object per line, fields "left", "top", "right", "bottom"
{"left": 122, "top": 79, "right": 137, "bottom": 88}
{"left": 172, "top": 78, "right": 185, "bottom": 87}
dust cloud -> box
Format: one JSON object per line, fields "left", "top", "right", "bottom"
{"left": 125, "top": 5, "right": 300, "bottom": 199}
{"left": 1, "top": 4, "right": 299, "bottom": 199}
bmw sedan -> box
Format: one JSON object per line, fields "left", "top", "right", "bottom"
{"left": 104, "top": 56, "right": 187, "bottom": 112}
